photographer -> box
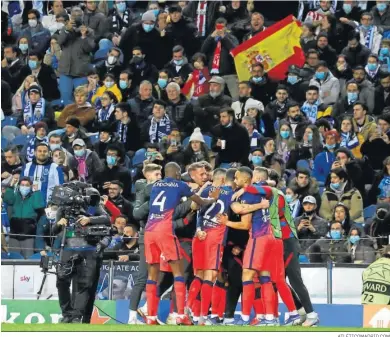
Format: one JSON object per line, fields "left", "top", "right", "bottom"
{"left": 53, "top": 185, "right": 110, "bottom": 324}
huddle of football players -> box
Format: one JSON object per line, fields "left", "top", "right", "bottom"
{"left": 139, "top": 161, "right": 319, "bottom": 327}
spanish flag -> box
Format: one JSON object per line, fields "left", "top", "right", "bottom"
{"left": 231, "top": 15, "right": 305, "bottom": 82}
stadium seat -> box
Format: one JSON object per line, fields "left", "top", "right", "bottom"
{"left": 1, "top": 252, "right": 24, "bottom": 259}
{"left": 299, "top": 255, "right": 309, "bottom": 263}
{"left": 132, "top": 148, "right": 146, "bottom": 166}
{"left": 12, "top": 135, "right": 31, "bottom": 147}
{"left": 1, "top": 136, "right": 8, "bottom": 150}
{"left": 89, "top": 133, "right": 100, "bottom": 145}
{"left": 182, "top": 136, "right": 190, "bottom": 148}
{"left": 319, "top": 187, "right": 325, "bottom": 195}
{"left": 27, "top": 252, "right": 53, "bottom": 260}
{"left": 364, "top": 205, "right": 376, "bottom": 220}
{"left": 47, "top": 128, "right": 65, "bottom": 138}
{"left": 1, "top": 116, "right": 17, "bottom": 128}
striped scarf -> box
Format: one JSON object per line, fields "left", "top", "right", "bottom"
{"left": 362, "top": 25, "right": 374, "bottom": 50}
{"left": 117, "top": 122, "right": 128, "bottom": 143}
{"left": 98, "top": 104, "right": 115, "bottom": 122}
{"left": 149, "top": 114, "right": 172, "bottom": 143}
{"left": 340, "top": 132, "right": 359, "bottom": 150}
{"left": 23, "top": 98, "right": 45, "bottom": 128}
{"left": 301, "top": 100, "right": 319, "bottom": 123}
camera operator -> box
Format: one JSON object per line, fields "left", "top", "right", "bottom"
{"left": 53, "top": 186, "right": 110, "bottom": 324}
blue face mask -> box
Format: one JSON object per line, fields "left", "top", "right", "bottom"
{"left": 285, "top": 194, "right": 294, "bottom": 203}
{"left": 280, "top": 130, "right": 290, "bottom": 139}
{"left": 142, "top": 23, "right": 154, "bottom": 33}
{"left": 331, "top": 182, "right": 341, "bottom": 190}
{"left": 377, "top": 3, "right": 387, "bottom": 11}
{"left": 307, "top": 133, "right": 313, "bottom": 142}
{"left": 158, "top": 78, "right": 167, "bottom": 88}
{"left": 19, "top": 186, "right": 31, "bottom": 197}
{"left": 28, "top": 60, "right": 38, "bottom": 70}
{"left": 330, "top": 230, "right": 342, "bottom": 240}
{"left": 362, "top": 24, "right": 372, "bottom": 30}
{"left": 19, "top": 43, "right": 28, "bottom": 52}
{"left": 153, "top": 9, "right": 159, "bottom": 17}
{"left": 252, "top": 76, "right": 262, "bottom": 83}
{"left": 106, "top": 155, "right": 116, "bottom": 166}
{"left": 325, "top": 143, "right": 336, "bottom": 150}
{"left": 117, "top": 2, "right": 126, "bottom": 12}
{"left": 349, "top": 235, "right": 360, "bottom": 245}
{"left": 347, "top": 92, "right": 358, "bottom": 102}
{"left": 380, "top": 47, "right": 389, "bottom": 56}
{"left": 50, "top": 144, "right": 61, "bottom": 151}
{"left": 174, "top": 59, "right": 183, "bottom": 66}
{"left": 343, "top": 4, "right": 352, "bottom": 14}
{"left": 74, "top": 149, "right": 85, "bottom": 157}
{"left": 119, "top": 80, "right": 128, "bottom": 89}
{"left": 367, "top": 63, "right": 377, "bottom": 71}
{"left": 315, "top": 71, "right": 325, "bottom": 80}
{"left": 252, "top": 156, "right": 263, "bottom": 166}
{"left": 287, "top": 75, "right": 298, "bottom": 85}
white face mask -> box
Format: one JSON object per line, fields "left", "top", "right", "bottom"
{"left": 45, "top": 208, "right": 57, "bottom": 220}
{"left": 57, "top": 22, "right": 64, "bottom": 30}
{"left": 29, "top": 19, "right": 38, "bottom": 28}
{"left": 105, "top": 81, "right": 114, "bottom": 88}
{"left": 107, "top": 55, "right": 117, "bottom": 65}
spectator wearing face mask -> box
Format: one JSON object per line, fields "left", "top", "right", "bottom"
{"left": 95, "top": 47, "right": 124, "bottom": 82}
{"left": 333, "top": 81, "right": 363, "bottom": 118}
{"left": 118, "top": 70, "right": 136, "bottom": 102}
{"left": 280, "top": 102, "right": 309, "bottom": 139}
{"left": 154, "top": 69, "right": 170, "bottom": 101}
{"left": 295, "top": 196, "right": 328, "bottom": 253}
{"left": 165, "top": 45, "right": 193, "bottom": 88}
{"left": 113, "top": 225, "right": 139, "bottom": 262}
{"left": 17, "top": 36, "right": 31, "bottom": 66}
{"left": 307, "top": 220, "right": 351, "bottom": 263}
{"left": 370, "top": 1, "right": 390, "bottom": 34}
{"left": 106, "top": 0, "right": 135, "bottom": 45}
{"left": 309, "top": 61, "right": 340, "bottom": 105}
{"left": 119, "top": 10, "right": 172, "bottom": 69}
{"left": 4, "top": 176, "right": 45, "bottom": 258}
{"left": 333, "top": 55, "right": 353, "bottom": 89}
{"left": 312, "top": 130, "right": 340, "bottom": 184}
{"left": 92, "top": 73, "right": 122, "bottom": 105}
{"left": 320, "top": 167, "right": 364, "bottom": 223}
{"left": 249, "top": 62, "right": 276, "bottom": 106}
{"left": 365, "top": 54, "right": 382, "bottom": 85}
{"left": 19, "top": 9, "right": 51, "bottom": 55}
{"left": 128, "top": 46, "right": 158, "bottom": 89}
{"left": 347, "top": 226, "right": 376, "bottom": 264}
{"left": 68, "top": 138, "right": 103, "bottom": 184}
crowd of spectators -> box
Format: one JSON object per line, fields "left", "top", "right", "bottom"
{"left": 1, "top": 0, "right": 390, "bottom": 264}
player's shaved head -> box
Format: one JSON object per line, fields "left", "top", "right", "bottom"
{"left": 164, "top": 162, "right": 181, "bottom": 179}
{"left": 213, "top": 168, "right": 226, "bottom": 179}
{"left": 253, "top": 167, "right": 268, "bottom": 183}
{"left": 238, "top": 166, "right": 253, "bottom": 179}
{"left": 225, "top": 168, "right": 237, "bottom": 183}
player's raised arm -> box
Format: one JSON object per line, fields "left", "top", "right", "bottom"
{"left": 190, "top": 187, "right": 220, "bottom": 206}
{"left": 243, "top": 184, "right": 274, "bottom": 199}
{"left": 230, "top": 199, "right": 270, "bottom": 215}
{"left": 216, "top": 212, "right": 252, "bottom": 230}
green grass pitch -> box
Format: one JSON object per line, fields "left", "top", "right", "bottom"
{"left": 2, "top": 324, "right": 389, "bottom": 332}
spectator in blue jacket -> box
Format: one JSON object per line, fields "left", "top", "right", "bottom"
{"left": 19, "top": 9, "right": 51, "bottom": 55}
{"left": 313, "top": 130, "right": 340, "bottom": 184}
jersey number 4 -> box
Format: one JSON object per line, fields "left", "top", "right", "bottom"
{"left": 152, "top": 191, "right": 167, "bottom": 212}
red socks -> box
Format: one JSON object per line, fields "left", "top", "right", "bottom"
{"left": 146, "top": 280, "right": 158, "bottom": 317}
{"left": 174, "top": 277, "right": 186, "bottom": 315}
{"left": 200, "top": 280, "right": 213, "bottom": 317}
{"left": 253, "top": 285, "right": 264, "bottom": 316}
{"left": 212, "top": 280, "right": 226, "bottom": 317}
{"left": 275, "top": 279, "right": 296, "bottom": 312}
{"left": 260, "top": 280, "right": 275, "bottom": 316}
{"left": 192, "top": 293, "right": 201, "bottom": 317}
{"left": 188, "top": 276, "right": 202, "bottom": 309}
{"left": 242, "top": 281, "right": 255, "bottom": 316}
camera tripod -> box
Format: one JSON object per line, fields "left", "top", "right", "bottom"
{"left": 37, "top": 227, "right": 67, "bottom": 300}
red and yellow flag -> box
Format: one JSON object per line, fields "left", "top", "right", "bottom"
{"left": 231, "top": 15, "right": 305, "bottom": 82}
